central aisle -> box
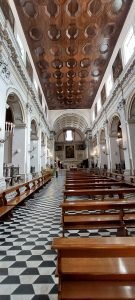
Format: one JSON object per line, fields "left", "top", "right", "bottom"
{"left": 0, "top": 172, "right": 135, "bottom": 299}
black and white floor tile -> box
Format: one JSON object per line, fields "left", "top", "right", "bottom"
{"left": 0, "top": 172, "right": 135, "bottom": 299}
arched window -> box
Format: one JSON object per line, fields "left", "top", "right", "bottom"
{"left": 123, "top": 26, "right": 135, "bottom": 65}
{"left": 65, "top": 130, "right": 73, "bottom": 141}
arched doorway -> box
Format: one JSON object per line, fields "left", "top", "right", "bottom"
{"left": 4, "top": 105, "right": 14, "bottom": 165}
{"left": 4, "top": 93, "right": 25, "bottom": 180}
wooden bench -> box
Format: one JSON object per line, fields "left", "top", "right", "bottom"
{"left": 66, "top": 175, "right": 107, "bottom": 179}
{"left": 60, "top": 200, "right": 135, "bottom": 236}
{"left": 0, "top": 172, "right": 52, "bottom": 218}
{"left": 52, "top": 236, "right": 135, "bottom": 299}
{"left": 66, "top": 178, "right": 119, "bottom": 183}
{"left": 106, "top": 171, "right": 126, "bottom": 181}
{"left": 64, "top": 187, "right": 135, "bottom": 200}
{"left": 65, "top": 181, "right": 132, "bottom": 190}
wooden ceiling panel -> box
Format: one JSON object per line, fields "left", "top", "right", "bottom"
{"left": 14, "top": 0, "right": 133, "bottom": 109}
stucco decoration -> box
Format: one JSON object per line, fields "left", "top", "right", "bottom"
{"left": 109, "top": 115, "right": 121, "bottom": 137}
{"left": 99, "top": 129, "right": 106, "bottom": 144}
{"left": 31, "top": 119, "right": 38, "bottom": 140}
{"left": 7, "top": 93, "right": 24, "bottom": 126}
{"left": 129, "top": 94, "right": 135, "bottom": 121}
{"left": 53, "top": 113, "right": 88, "bottom": 134}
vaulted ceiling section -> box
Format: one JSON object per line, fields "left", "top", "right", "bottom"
{"left": 14, "top": 0, "right": 133, "bottom": 109}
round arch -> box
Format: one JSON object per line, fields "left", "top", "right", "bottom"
{"left": 30, "top": 119, "right": 38, "bottom": 140}
{"left": 127, "top": 93, "right": 135, "bottom": 121}
{"left": 109, "top": 114, "right": 121, "bottom": 137}
{"left": 53, "top": 113, "right": 88, "bottom": 134}
{"left": 6, "top": 88, "right": 26, "bottom": 124}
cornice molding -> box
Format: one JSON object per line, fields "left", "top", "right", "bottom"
{"left": 92, "top": 57, "right": 135, "bottom": 132}
{"left": 0, "top": 10, "right": 50, "bottom": 135}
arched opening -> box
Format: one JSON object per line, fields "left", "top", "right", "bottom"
{"left": 55, "top": 128, "right": 86, "bottom": 169}
{"left": 3, "top": 93, "right": 25, "bottom": 183}
{"left": 109, "top": 115, "right": 125, "bottom": 173}
{"left": 53, "top": 113, "right": 88, "bottom": 169}
{"left": 4, "top": 105, "right": 14, "bottom": 165}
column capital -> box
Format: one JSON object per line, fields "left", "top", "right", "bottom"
{"left": 50, "top": 130, "right": 56, "bottom": 140}
{"left": 85, "top": 128, "right": 92, "bottom": 140}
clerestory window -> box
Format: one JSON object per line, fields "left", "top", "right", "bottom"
{"left": 65, "top": 130, "right": 73, "bottom": 141}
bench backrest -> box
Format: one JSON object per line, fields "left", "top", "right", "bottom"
{"left": 64, "top": 187, "right": 135, "bottom": 198}
{"left": 52, "top": 237, "right": 135, "bottom": 258}
{"left": 0, "top": 172, "right": 51, "bottom": 205}
{"left": 61, "top": 200, "right": 135, "bottom": 211}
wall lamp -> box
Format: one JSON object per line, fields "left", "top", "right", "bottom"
{"left": 116, "top": 137, "right": 127, "bottom": 150}
{"left": 40, "top": 152, "right": 45, "bottom": 158}
{"left": 14, "top": 149, "right": 21, "bottom": 155}
{"left": 102, "top": 145, "right": 109, "bottom": 155}
{"left": 28, "top": 146, "right": 36, "bottom": 153}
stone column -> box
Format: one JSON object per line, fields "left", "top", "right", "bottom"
{"left": 117, "top": 99, "right": 131, "bottom": 175}
{"left": 41, "top": 133, "right": 46, "bottom": 170}
{"left": 109, "top": 136, "right": 121, "bottom": 171}
{"left": 85, "top": 129, "right": 92, "bottom": 168}
{"left": 128, "top": 121, "right": 135, "bottom": 174}
{"left": 25, "top": 103, "right": 32, "bottom": 180}
{"left": 104, "top": 121, "right": 111, "bottom": 171}
{"left": 0, "top": 55, "right": 10, "bottom": 189}
{"left": 0, "top": 92, "right": 6, "bottom": 189}
{"left": 99, "top": 144, "right": 108, "bottom": 169}
{"left": 37, "top": 124, "right": 41, "bottom": 174}
{"left": 30, "top": 137, "right": 39, "bottom": 174}
{"left": 47, "top": 137, "right": 50, "bottom": 166}
{"left": 45, "top": 134, "right": 47, "bottom": 168}
{"left": 49, "top": 131, "right": 55, "bottom": 167}
{"left": 96, "top": 131, "right": 100, "bottom": 168}
{"left": 12, "top": 124, "right": 26, "bottom": 174}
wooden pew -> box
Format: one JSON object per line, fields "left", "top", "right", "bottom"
{"left": 52, "top": 236, "right": 135, "bottom": 300}
{"left": 60, "top": 200, "right": 135, "bottom": 236}
{"left": 66, "top": 172, "right": 106, "bottom": 179}
{"left": 66, "top": 178, "right": 119, "bottom": 183}
{"left": 66, "top": 174, "right": 107, "bottom": 179}
{"left": 64, "top": 187, "right": 135, "bottom": 200}
{"left": 0, "top": 172, "right": 52, "bottom": 218}
{"left": 65, "top": 181, "right": 132, "bottom": 190}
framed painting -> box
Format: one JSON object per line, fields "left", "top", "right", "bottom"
{"left": 65, "top": 145, "right": 74, "bottom": 159}
{"left": 112, "top": 50, "right": 123, "bottom": 82}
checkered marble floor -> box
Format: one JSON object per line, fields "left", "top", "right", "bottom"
{"left": 0, "top": 172, "right": 135, "bottom": 300}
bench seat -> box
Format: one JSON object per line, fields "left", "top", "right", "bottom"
{"left": 61, "top": 200, "right": 135, "bottom": 235}
{"left": 52, "top": 237, "right": 135, "bottom": 300}
{"left": 0, "top": 205, "right": 15, "bottom": 217}
{"left": 0, "top": 172, "right": 52, "bottom": 218}
{"left": 60, "top": 280, "right": 135, "bottom": 299}
{"left": 63, "top": 214, "right": 121, "bottom": 229}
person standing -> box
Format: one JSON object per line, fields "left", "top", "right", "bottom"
{"left": 56, "top": 166, "right": 59, "bottom": 178}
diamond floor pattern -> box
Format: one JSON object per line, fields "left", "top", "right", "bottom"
{"left": 0, "top": 172, "right": 135, "bottom": 299}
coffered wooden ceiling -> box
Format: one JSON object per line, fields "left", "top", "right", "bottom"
{"left": 14, "top": 0, "right": 132, "bottom": 109}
